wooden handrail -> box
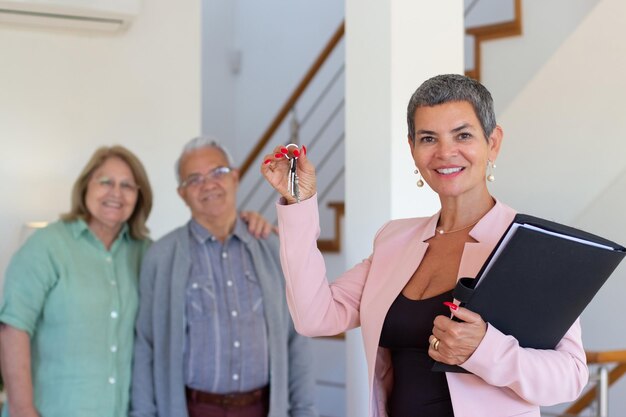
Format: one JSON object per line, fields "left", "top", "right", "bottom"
{"left": 318, "top": 202, "right": 345, "bottom": 252}
{"left": 562, "top": 349, "right": 626, "bottom": 415}
{"left": 239, "top": 21, "right": 345, "bottom": 179}
{"left": 585, "top": 349, "right": 626, "bottom": 364}
{"left": 465, "top": 0, "right": 522, "bottom": 81}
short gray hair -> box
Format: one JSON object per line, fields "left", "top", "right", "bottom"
{"left": 407, "top": 74, "right": 496, "bottom": 142}
{"left": 175, "top": 136, "right": 235, "bottom": 184}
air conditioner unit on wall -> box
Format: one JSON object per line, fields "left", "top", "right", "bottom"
{"left": 0, "top": 0, "right": 141, "bottom": 32}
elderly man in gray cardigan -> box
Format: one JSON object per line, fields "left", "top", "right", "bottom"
{"left": 131, "top": 137, "right": 317, "bottom": 417}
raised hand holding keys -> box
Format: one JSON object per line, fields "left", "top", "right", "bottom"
{"left": 261, "top": 144, "right": 317, "bottom": 204}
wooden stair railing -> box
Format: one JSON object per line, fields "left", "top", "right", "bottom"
{"left": 317, "top": 202, "right": 345, "bottom": 252}
{"left": 562, "top": 349, "right": 626, "bottom": 415}
{"left": 465, "top": 0, "right": 522, "bottom": 81}
{"left": 237, "top": 20, "right": 346, "bottom": 253}
{"left": 238, "top": 21, "right": 345, "bottom": 180}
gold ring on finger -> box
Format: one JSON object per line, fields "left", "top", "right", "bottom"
{"left": 430, "top": 336, "right": 439, "bottom": 350}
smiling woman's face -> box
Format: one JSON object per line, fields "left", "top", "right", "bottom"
{"left": 85, "top": 156, "right": 139, "bottom": 235}
{"left": 409, "top": 100, "right": 502, "bottom": 200}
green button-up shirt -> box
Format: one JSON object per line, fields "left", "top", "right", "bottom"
{"left": 0, "top": 220, "right": 148, "bottom": 417}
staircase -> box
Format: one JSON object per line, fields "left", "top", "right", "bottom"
{"left": 561, "top": 350, "right": 626, "bottom": 417}
{"left": 236, "top": 22, "right": 346, "bottom": 250}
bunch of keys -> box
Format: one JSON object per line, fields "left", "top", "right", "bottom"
{"left": 285, "top": 143, "right": 300, "bottom": 203}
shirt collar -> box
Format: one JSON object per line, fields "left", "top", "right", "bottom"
{"left": 70, "top": 218, "right": 90, "bottom": 238}
{"left": 69, "top": 218, "right": 130, "bottom": 242}
{"left": 188, "top": 216, "right": 252, "bottom": 244}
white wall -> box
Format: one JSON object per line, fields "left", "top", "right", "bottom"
{"left": 481, "top": 0, "right": 601, "bottom": 114}
{"left": 483, "top": 0, "right": 626, "bottom": 414}
{"left": 0, "top": 0, "right": 201, "bottom": 286}
{"left": 487, "top": 0, "right": 626, "bottom": 237}
{"left": 201, "top": 0, "right": 237, "bottom": 144}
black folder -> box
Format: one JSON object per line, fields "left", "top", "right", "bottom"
{"left": 433, "top": 214, "right": 626, "bottom": 373}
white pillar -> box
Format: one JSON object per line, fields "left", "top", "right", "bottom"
{"left": 344, "top": 1, "right": 464, "bottom": 415}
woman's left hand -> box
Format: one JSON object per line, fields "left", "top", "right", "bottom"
{"left": 428, "top": 304, "right": 487, "bottom": 365}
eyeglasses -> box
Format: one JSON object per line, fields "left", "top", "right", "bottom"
{"left": 94, "top": 176, "right": 140, "bottom": 193}
{"left": 180, "top": 166, "right": 233, "bottom": 188}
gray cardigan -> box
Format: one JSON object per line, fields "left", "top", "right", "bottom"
{"left": 130, "top": 223, "right": 317, "bottom": 417}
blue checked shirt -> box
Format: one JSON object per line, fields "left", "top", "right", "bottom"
{"left": 184, "top": 218, "right": 269, "bottom": 393}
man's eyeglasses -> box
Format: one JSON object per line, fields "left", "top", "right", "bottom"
{"left": 95, "top": 176, "right": 140, "bottom": 193}
{"left": 180, "top": 166, "right": 233, "bottom": 188}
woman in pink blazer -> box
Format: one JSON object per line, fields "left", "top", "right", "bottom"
{"left": 261, "top": 74, "right": 588, "bottom": 417}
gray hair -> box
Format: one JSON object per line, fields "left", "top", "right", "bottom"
{"left": 407, "top": 74, "right": 496, "bottom": 142}
{"left": 175, "top": 136, "right": 235, "bottom": 184}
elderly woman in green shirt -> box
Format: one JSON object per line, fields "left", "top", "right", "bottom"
{"left": 0, "top": 146, "right": 152, "bottom": 417}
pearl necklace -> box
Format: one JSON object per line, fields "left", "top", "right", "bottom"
{"left": 436, "top": 218, "right": 481, "bottom": 235}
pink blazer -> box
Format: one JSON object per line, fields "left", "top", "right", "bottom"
{"left": 276, "top": 196, "right": 588, "bottom": 417}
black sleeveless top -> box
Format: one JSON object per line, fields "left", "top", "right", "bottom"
{"left": 379, "top": 290, "right": 455, "bottom": 417}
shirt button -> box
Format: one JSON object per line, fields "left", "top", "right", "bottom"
{"left": 222, "top": 252, "right": 228, "bottom": 259}
{"left": 106, "top": 256, "right": 112, "bottom": 263}
{"left": 110, "top": 345, "right": 118, "bottom": 353}
{"left": 109, "top": 377, "right": 116, "bottom": 384}
{"left": 110, "top": 280, "right": 116, "bottom": 286}
{"left": 226, "top": 280, "right": 233, "bottom": 287}
{"left": 233, "top": 341, "right": 240, "bottom": 348}
{"left": 232, "top": 373, "right": 239, "bottom": 381}
{"left": 192, "top": 282, "right": 199, "bottom": 289}
{"left": 110, "top": 311, "right": 118, "bottom": 319}
{"left": 231, "top": 310, "right": 238, "bottom": 317}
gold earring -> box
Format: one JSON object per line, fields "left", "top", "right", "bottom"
{"left": 414, "top": 169, "right": 424, "bottom": 188}
{"left": 487, "top": 160, "right": 496, "bottom": 182}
